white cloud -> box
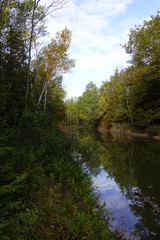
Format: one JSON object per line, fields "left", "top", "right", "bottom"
{"left": 73, "top": 0, "right": 133, "bottom": 16}
{"left": 93, "top": 172, "right": 130, "bottom": 210}
{"left": 93, "top": 172, "right": 117, "bottom": 191}
{"left": 39, "top": 0, "right": 134, "bottom": 97}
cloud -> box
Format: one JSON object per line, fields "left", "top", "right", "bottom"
{"left": 41, "top": 0, "right": 133, "bottom": 47}
{"left": 73, "top": 0, "right": 133, "bottom": 16}
{"left": 93, "top": 171, "right": 130, "bottom": 210}
{"left": 93, "top": 171, "right": 118, "bottom": 192}
{"left": 40, "top": 0, "right": 134, "bottom": 97}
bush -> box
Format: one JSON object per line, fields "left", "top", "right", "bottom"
{"left": 146, "top": 125, "right": 160, "bottom": 135}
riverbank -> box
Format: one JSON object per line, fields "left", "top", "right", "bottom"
{"left": 0, "top": 124, "right": 116, "bottom": 240}
{"left": 98, "top": 126, "right": 160, "bottom": 141}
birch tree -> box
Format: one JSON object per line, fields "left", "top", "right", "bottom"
{"left": 35, "top": 28, "right": 74, "bottom": 111}
{"left": 25, "top": 0, "right": 71, "bottom": 105}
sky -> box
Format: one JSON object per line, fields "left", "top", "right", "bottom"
{"left": 40, "top": 0, "right": 160, "bottom": 98}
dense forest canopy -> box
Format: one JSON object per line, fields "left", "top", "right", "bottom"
{"left": 66, "top": 12, "right": 160, "bottom": 135}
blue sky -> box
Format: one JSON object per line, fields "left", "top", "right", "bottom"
{"left": 41, "top": 0, "right": 160, "bottom": 98}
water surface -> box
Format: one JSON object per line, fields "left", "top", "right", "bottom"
{"left": 74, "top": 128, "right": 160, "bottom": 239}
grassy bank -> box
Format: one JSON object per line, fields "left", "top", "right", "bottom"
{"left": 0, "top": 118, "right": 116, "bottom": 240}
{"left": 98, "top": 123, "right": 160, "bottom": 141}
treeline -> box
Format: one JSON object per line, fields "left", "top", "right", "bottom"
{"left": 0, "top": 1, "right": 115, "bottom": 239}
{"left": 0, "top": 0, "right": 74, "bottom": 127}
{"left": 66, "top": 12, "right": 160, "bottom": 135}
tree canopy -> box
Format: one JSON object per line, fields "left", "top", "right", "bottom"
{"left": 66, "top": 12, "right": 160, "bottom": 134}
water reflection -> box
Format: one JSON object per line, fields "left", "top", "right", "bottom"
{"left": 74, "top": 128, "right": 160, "bottom": 239}
{"left": 93, "top": 170, "right": 141, "bottom": 239}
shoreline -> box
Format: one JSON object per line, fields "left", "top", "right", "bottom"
{"left": 98, "top": 126, "right": 160, "bottom": 141}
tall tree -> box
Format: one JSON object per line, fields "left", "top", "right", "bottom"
{"left": 0, "top": 0, "right": 72, "bottom": 125}
{"left": 25, "top": 0, "right": 70, "bottom": 105}
{"left": 123, "top": 12, "right": 160, "bottom": 127}
{"left": 33, "top": 28, "right": 75, "bottom": 111}
{"left": 0, "top": 0, "right": 29, "bottom": 125}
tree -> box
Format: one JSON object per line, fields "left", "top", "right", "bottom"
{"left": 123, "top": 12, "right": 160, "bottom": 127}
{"left": 0, "top": 0, "right": 29, "bottom": 125}
{"left": 98, "top": 69, "right": 130, "bottom": 127}
{"left": 0, "top": 0, "right": 73, "bottom": 125}
{"left": 33, "top": 28, "right": 75, "bottom": 111}
{"left": 76, "top": 82, "right": 99, "bottom": 124}
{"left": 98, "top": 13, "right": 160, "bottom": 130}
{"left": 66, "top": 97, "right": 79, "bottom": 125}
{"left": 25, "top": 0, "right": 70, "bottom": 105}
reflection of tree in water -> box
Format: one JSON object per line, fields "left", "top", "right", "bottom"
{"left": 100, "top": 134, "right": 137, "bottom": 193}
{"left": 74, "top": 129, "right": 160, "bottom": 239}
{"left": 73, "top": 128, "right": 102, "bottom": 176}
{"left": 99, "top": 133, "right": 160, "bottom": 239}
{"left": 126, "top": 189, "right": 160, "bottom": 239}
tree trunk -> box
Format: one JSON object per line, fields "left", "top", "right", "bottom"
{"left": 39, "top": 82, "right": 48, "bottom": 103}
{"left": 44, "top": 83, "right": 48, "bottom": 112}
{"left": 25, "top": 0, "right": 40, "bottom": 106}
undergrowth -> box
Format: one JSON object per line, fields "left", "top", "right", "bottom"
{"left": 0, "top": 114, "right": 116, "bottom": 240}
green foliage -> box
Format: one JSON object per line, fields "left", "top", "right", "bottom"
{"left": 96, "top": 12, "right": 160, "bottom": 133}
{"left": 65, "top": 15, "right": 160, "bottom": 133}
{"left": 0, "top": 1, "right": 115, "bottom": 237}
{"left": 33, "top": 28, "right": 75, "bottom": 111}
{"left": 0, "top": 0, "right": 47, "bottom": 126}
{"left": 66, "top": 82, "right": 99, "bottom": 126}
{"left": 0, "top": 118, "right": 116, "bottom": 239}
{"left": 98, "top": 69, "right": 132, "bottom": 128}
{"left": 124, "top": 12, "right": 160, "bottom": 68}
{"left": 30, "top": 165, "right": 114, "bottom": 240}
{"left": 66, "top": 97, "right": 79, "bottom": 125}
{"left": 146, "top": 125, "right": 160, "bottom": 135}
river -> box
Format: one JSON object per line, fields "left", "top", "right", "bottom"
{"left": 73, "top": 128, "right": 160, "bottom": 240}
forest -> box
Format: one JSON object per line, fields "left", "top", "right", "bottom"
{"left": 0, "top": 0, "right": 115, "bottom": 239}
{"left": 0, "top": 0, "right": 160, "bottom": 239}
{"left": 67, "top": 12, "right": 160, "bottom": 135}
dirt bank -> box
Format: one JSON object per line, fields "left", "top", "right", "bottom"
{"left": 98, "top": 126, "right": 160, "bottom": 141}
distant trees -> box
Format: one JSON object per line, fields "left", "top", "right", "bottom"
{"left": 66, "top": 82, "right": 99, "bottom": 125}
{"left": 66, "top": 12, "right": 160, "bottom": 134}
